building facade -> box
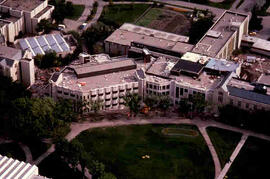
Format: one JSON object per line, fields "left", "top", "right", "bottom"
{"left": 0, "top": 0, "right": 54, "bottom": 43}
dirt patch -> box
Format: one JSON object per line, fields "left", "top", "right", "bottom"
{"left": 147, "top": 8, "right": 191, "bottom": 36}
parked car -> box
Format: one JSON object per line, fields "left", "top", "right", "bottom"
{"left": 79, "top": 23, "right": 87, "bottom": 30}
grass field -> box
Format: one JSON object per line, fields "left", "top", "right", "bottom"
{"left": 207, "top": 127, "right": 242, "bottom": 167}
{"left": 136, "top": 8, "right": 163, "bottom": 27}
{"left": 76, "top": 124, "right": 214, "bottom": 179}
{"left": 66, "top": 4, "right": 85, "bottom": 20}
{"left": 228, "top": 137, "right": 270, "bottom": 179}
{"left": 0, "top": 143, "right": 25, "bottom": 161}
{"left": 99, "top": 4, "right": 150, "bottom": 27}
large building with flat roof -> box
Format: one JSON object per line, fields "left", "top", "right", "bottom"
{"left": 192, "top": 11, "right": 249, "bottom": 59}
{"left": 0, "top": 0, "right": 54, "bottom": 43}
{"left": 47, "top": 54, "right": 141, "bottom": 112}
{"left": 104, "top": 23, "right": 193, "bottom": 58}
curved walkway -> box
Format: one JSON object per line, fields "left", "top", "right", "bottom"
{"left": 34, "top": 117, "right": 270, "bottom": 178}
{"left": 0, "top": 138, "right": 33, "bottom": 163}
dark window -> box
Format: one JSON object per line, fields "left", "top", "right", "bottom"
{"left": 149, "top": 84, "right": 152, "bottom": 89}
{"left": 246, "top": 103, "right": 249, "bottom": 108}
{"left": 166, "top": 91, "right": 169, "bottom": 95}
{"left": 70, "top": 94, "right": 75, "bottom": 97}
{"left": 64, "top": 92, "right": 68, "bottom": 95}
{"left": 162, "top": 86, "right": 165, "bottom": 90}
{"left": 91, "top": 95, "right": 96, "bottom": 98}
{"left": 146, "top": 83, "right": 149, "bottom": 88}
{"left": 154, "top": 85, "right": 157, "bottom": 90}
{"left": 238, "top": 101, "right": 241, "bottom": 107}
{"left": 120, "top": 89, "right": 125, "bottom": 92}
{"left": 230, "top": 99, "right": 233, "bottom": 105}
{"left": 105, "top": 105, "right": 111, "bottom": 108}
{"left": 113, "top": 91, "right": 118, "bottom": 94}
{"left": 133, "top": 87, "right": 138, "bottom": 90}
{"left": 176, "top": 87, "right": 179, "bottom": 98}
{"left": 105, "top": 98, "right": 110, "bottom": 101}
{"left": 112, "top": 103, "right": 117, "bottom": 106}
{"left": 112, "top": 97, "right": 117, "bottom": 100}
{"left": 180, "top": 88, "right": 183, "bottom": 96}
{"left": 167, "top": 85, "right": 170, "bottom": 89}
{"left": 106, "top": 92, "right": 110, "bottom": 95}
{"left": 57, "top": 91, "right": 62, "bottom": 94}
{"left": 193, "top": 91, "right": 197, "bottom": 95}
{"left": 184, "top": 89, "right": 188, "bottom": 93}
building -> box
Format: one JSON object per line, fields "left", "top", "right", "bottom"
{"left": 47, "top": 54, "right": 140, "bottom": 112}
{"left": 0, "top": 45, "right": 35, "bottom": 86}
{"left": 213, "top": 73, "right": 270, "bottom": 111}
{"left": 0, "top": 155, "right": 47, "bottom": 179}
{"left": 192, "top": 11, "right": 249, "bottom": 59}
{"left": 241, "top": 35, "right": 270, "bottom": 57}
{"left": 0, "top": 0, "right": 54, "bottom": 43}
{"left": 104, "top": 23, "right": 193, "bottom": 58}
{"left": 16, "top": 33, "right": 72, "bottom": 57}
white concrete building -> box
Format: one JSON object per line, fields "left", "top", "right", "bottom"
{"left": 48, "top": 54, "right": 140, "bottom": 112}
{"left": 0, "top": 45, "right": 35, "bottom": 86}
{"left": 0, "top": 155, "right": 47, "bottom": 179}
{"left": 0, "top": 0, "right": 54, "bottom": 43}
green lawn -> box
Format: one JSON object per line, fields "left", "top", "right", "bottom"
{"left": 99, "top": 4, "right": 150, "bottom": 28}
{"left": 66, "top": 4, "right": 85, "bottom": 20}
{"left": 228, "top": 137, "right": 270, "bottom": 179}
{"left": 207, "top": 127, "right": 242, "bottom": 167}
{"left": 38, "top": 153, "right": 82, "bottom": 179}
{"left": 0, "top": 143, "right": 25, "bottom": 161}
{"left": 136, "top": 8, "right": 163, "bottom": 27}
{"left": 76, "top": 124, "right": 214, "bottom": 179}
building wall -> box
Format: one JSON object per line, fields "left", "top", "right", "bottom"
{"left": 104, "top": 41, "right": 129, "bottom": 56}
{"left": 31, "top": 5, "right": 54, "bottom": 33}
{"left": 20, "top": 58, "right": 35, "bottom": 87}
{"left": 51, "top": 81, "right": 139, "bottom": 112}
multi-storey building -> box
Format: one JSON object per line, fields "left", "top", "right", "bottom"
{"left": 0, "top": 0, "right": 54, "bottom": 43}
{"left": 0, "top": 45, "right": 35, "bottom": 86}
{"left": 48, "top": 54, "right": 140, "bottom": 112}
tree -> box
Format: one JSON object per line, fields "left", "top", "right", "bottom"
{"left": 36, "top": 19, "right": 54, "bottom": 33}
{"left": 90, "top": 99, "right": 103, "bottom": 113}
{"left": 178, "top": 98, "right": 191, "bottom": 116}
{"left": 190, "top": 93, "right": 207, "bottom": 113}
{"left": 157, "top": 95, "right": 172, "bottom": 116}
{"left": 249, "top": 5, "right": 263, "bottom": 31}
{"left": 143, "top": 94, "right": 159, "bottom": 110}
{"left": 189, "top": 15, "right": 214, "bottom": 44}
{"left": 90, "top": 160, "right": 105, "bottom": 179}
{"left": 82, "top": 22, "right": 114, "bottom": 53}
{"left": 99, "top": 173, "right": 117, "bottom": 179}
{"left": 123, "top": 93, "right": 142, "bottom": 117}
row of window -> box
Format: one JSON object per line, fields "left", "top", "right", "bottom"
{"left": 175, "top": 87, "right": 204, "bottom": 99}
{"left": 146, "top": 90, "right": 169, "bottom": 96}
{"left": 229, "top": 99, "right": 264, "bottom": 111}
{"left": 57, "top": 87, "right": 138, "bottom": 100}
{"left": 146, "top": 83, "right": 170, "bottom": 91}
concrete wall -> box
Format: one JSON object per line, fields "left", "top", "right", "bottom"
{"left": 20, "top": 58, "right": 35, "bottom": 87}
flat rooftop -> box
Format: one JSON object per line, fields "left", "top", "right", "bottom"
{"left": 242, "top": 35, "right": 270, "bottom": 52}
{"left": 105, "top": 23, "right": 192, "bottom": 55}
{"left": 145, "top": 57, "right": 224, "bottom": 90}
{"left": 59, "top": 69, "right": 138, "bottom": 92}
{"left": 257, "top": 74, "right": 270, "bottom": 86}
{"left": 192, "top": 11, "right": 248, "bottom": 57}
{"left": 1, "top": 0, "right": 45, "bottom": 11}
{"left": 0, "top": 45, "right": 22, "bottom": 60}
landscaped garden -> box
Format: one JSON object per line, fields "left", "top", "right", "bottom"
{"left": 228, "top": 137, "right": 270, "bottom": 179}
{"left": 99, "top": 4, "right": 151, "bottom": 27}
{"left": 0, "top": 143, "right": 25, "bottom": 161}
{"left": 136, "top": 7, "right": 192, "bottom": 36}
{"left": 207, "top": 127, "right": 242, "bottom": 167}
{"left": 66, "top": 4, "right": 85, "bottom": 20}
{"left": 75, "top": 124, "right": 214, "bottom": 179}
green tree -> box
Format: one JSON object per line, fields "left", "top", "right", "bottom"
{"left": 90, "top": 160, "right": 105, "bottom": 179}
{"left": 158, "top": 95, "right": 172, "bottom": 116}
{"left": 249, "top": 5, "right": 263, "bottom": 31}
{"left": 123, "top": 93, "right": 142, "bottom": 117}
{"left": 189, "top": 15, "right": 214, "bottom": 44}
{"left": 144, "top": 94, "right": 159, "bottom": 110}
{"left": 178, "top": 98, "right": 191, "bottom": 116}
{"left": 99, "top": 173, "right": 117, "bottom": 179}
{"left": 36, "top": 19, "right": 53, "bottom": 33}
{"left": 190, "top": 93, "right": 207, "bottom": 113}
{"left": 90, "top": 99, "right": 103, "bottom": 113}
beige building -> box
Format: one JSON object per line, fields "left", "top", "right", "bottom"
{"left": 0, "top": 45, "right": 35, "bottom": 86}
{"left": 0, "top": 0, "right": 54, "bottom": 43}
{"left": 192, "top": 11, "right": 249, "bottom": 59}
{"left": 48, "top": 54, "right": 140, "bottom": 112}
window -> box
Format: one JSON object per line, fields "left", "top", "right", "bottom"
{"left": 120, "top": 89, "right": 125, "bottom": 92}
{"left": 146, "top": 83, "right": 149, "bottom": 88}
{"left": 112, "top": 103, "right": 117, "bottom": 106}
{"left": 230, "top": 99, "right": 233, "bottom": 105}
{"left": 176, "top": 87, "right": 179, "bottom": 98}
{"left": 180, "top": 88, "right": 183, "bottom": 96}
{"left": 91, "top": 95, "right": 96, "bottom": 98}
{"left": 133, "top": 87, "right": 138, "bottom": 90}
{"left": 166, "top": 91, "right": 169, "bottom": 95}
{"left": 70, "top": 94, "right": 75, "bottom": 97}
{"left": 162, "top": 86, "right": 165, "bottom": 90}
{"left": 184, "top": 89, "right": 188, "bottom": 93}
{"left": 166, "top": 85, "right": 170, "bottom": 89}
{"left": 87, "top": 95, "right": 90, "bottom": 99}
{"left": 106, "top": 92, "right": 111, "bottom": 95}
{"left": 112, "top": 97, "right": 117, "bottom": 100}
{"left": 149, "top": 84, "right": 152, "bottom": 89}
{"left": 146, "top": 90, "right": 149, "bottom": 94}
{"left": 64, "top": 92, "right": 68, "bottom": 95}
{"left": 98, "top": 93, "right": 103, "bottom": 96}
{"left": 193, "top": 91, "right": 197, "bottom": 95}
{"left": 154, "top": 85, "right": 157, "bottom": 90}
{"left": 113, "top": 91, "right": 118, "bottom": 94}
{"left": 246, "top": 103, "right": 249, "bottom": 109}
{"left": 238, "top": 101, "right": 241, "bottom": 107}
{"left": 105, "top": 105, "right": 111, "bottom": 108}
{"left": 57, "top": 90, "right": 62, "bottom": 94}
{"left": 153, "top": 91, "right": 157, "bottom": 95}
{"left": 105, "top": 98, "right": 110, "bottom": 101}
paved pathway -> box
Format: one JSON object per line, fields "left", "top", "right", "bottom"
{"left": 217, "top": 134, "right": 248, "bottom": 179}
{"left": 198, "top": 126, "right": 221, "bottom": 178}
